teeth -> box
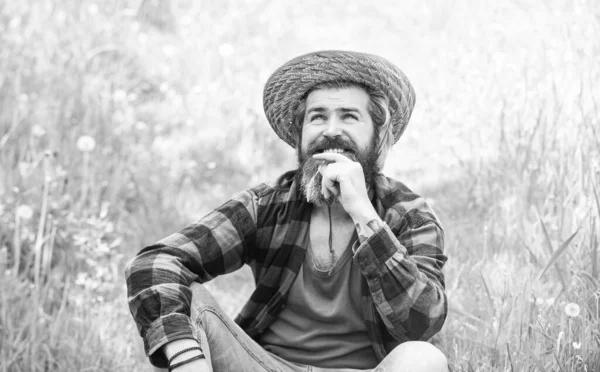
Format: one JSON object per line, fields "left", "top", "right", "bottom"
{"left": 323, "top": 148, "right": 344, "bottom": 153}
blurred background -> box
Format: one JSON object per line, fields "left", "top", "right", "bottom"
{"left": 0, "top": 0, "right": 599, "bottom": 370}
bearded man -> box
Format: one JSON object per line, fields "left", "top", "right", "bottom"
{"left": 126, "top": 50, "right": 449, "bottom": 372}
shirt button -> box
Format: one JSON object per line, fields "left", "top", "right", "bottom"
{"left": 374, "top": 295, "right": 383, "bottom": 304}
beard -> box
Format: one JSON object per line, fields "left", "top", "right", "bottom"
{"left": 295, "top": 136, "right": 379, "bottom": 206}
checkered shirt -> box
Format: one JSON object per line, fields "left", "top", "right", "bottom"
{"left": 125, "top": 170, "right": 448, "bottom": 367}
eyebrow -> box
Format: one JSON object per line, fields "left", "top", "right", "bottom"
{"left": 305, "top": 107, "right": 363, "bottom": 115}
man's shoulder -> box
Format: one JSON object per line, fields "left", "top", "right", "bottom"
{"left": 246, "top": 170, "right": 301, "bottom": 204}
{"left": 374, "top": 174, "right": 421, "bottom": 205}
{"left": 374, "top": 174, "right": 441, "bottom": 227}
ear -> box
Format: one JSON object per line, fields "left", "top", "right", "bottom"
{"left": 376, "top": 115, "right": 394, "bottom": 169}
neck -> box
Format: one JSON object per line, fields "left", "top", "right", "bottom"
{"left": 312, "top": 202, "right": 352, "bottom": 223}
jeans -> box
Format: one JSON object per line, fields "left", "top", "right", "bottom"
{"left": 154, "top": 283, "right": 419, "bottom": 372}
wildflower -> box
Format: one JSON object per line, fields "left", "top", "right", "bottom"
{"left": 75, "top": 272, "right": 89, "bottom": 287}
{"left": 16, "top": 205, "right": 33, "bottom": 220}
{"left": 546, "top": 297, "right": 555, "bottom": 307}
{"left": 76, "top": 136, "right": 96, "bottom": 152}
{"left": 556, "top": 331, "right": 564, "bottom": 353}
{"left": 31, "top": 125, "right": 46, "bottom": 137}
{"left": 565, "top": 303, "right": 581, "bottom": 318}
{"left": 535, "top": 298, "right": 544, "bottom": 306}
{"left": 113, "top": 90, "right": 127, "bottom": 102}
{"left": 8, "top": 17, "right": 21, "bottom": 29}
{"left": 179, "top": 16, "right": 192, "bottom": 26}
{"left": 135, "top": 121, "right": 148, "bottom": 131}
{"left": 572, "top": 341, "right": 581, "bottom": 349}
{"left": 88, "top": 3, "right": 99, "bottom": 15}
{"left": 162, "top": 44, "right": 176, "bottom": 57}
{"left": 218, "top": 43, "right": 235, "bottom": 57}
{"left": 55, "top": 10, "right": 67, "bottom": 24}
{"left": 18, "top": 162, "right": 34, "bottom": 178}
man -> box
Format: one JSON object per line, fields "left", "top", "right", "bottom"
{"left": 126, "top": 50, "right": 448, "bottom": 371}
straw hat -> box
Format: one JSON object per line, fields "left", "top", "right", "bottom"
{"left": 263, "top": 50, "right": 416, "bottom": 148}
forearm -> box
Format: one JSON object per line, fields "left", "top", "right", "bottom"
{"left": 347, "top": 199, "right": 382, "bottom": 244}
{"left": 352, "top": 218, "right": 447, "bottom": 340}
{"left": 125, "top": 242, "right": 227, "bottom": 366}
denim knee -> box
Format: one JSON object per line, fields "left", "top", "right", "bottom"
{"left": 378, "top": 341, "right": 448, "bottom": 372}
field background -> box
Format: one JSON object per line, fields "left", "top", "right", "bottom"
{"left": 1, "top": 0, "right": 599, "bottom": 371}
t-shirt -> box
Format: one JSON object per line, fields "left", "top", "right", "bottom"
{"left": 258, "top": 234, "right": 379, "bottom": 369}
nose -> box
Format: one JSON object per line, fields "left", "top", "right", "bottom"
{"left": 322, "top": 117, "right": 342, "bottom": 138}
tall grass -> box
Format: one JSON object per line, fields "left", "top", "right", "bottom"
{"left": 1, "top": 0, "right": 599, "bottom": 371}
{"left": 436, "top": 91, "right": 600, "bottom": 370}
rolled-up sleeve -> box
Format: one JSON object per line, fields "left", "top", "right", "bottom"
{"left": 353, "top": 208, "right": 447, "bottom": 342}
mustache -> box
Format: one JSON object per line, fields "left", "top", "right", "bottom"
{"left": 304, "top": 137, "right": 359, "bottom": 156}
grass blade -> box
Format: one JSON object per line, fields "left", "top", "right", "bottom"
{"left": 592, "top": 217, "right": 598, "bottom": 279}
{"left": 506, "top": 343, "right": 514, "bottom": 372}
{"left": 468, "top": 362, "right": 476, "bottom": 372}
{"left": 449, "top": 301, "right": 487, "bottom": 326}
{"left": 538, "top": 229, "right": 580, "bottom": 280}
{"left": 538, "top": 214, "right": 556, "bottom": 253}
{"left": 480, "top": 272, "right": 495, "bottom": 312}
{"left": 518, "top": 234, "right": 541, "bottom": 267}
{"left": 593, "top": 184, "right": 600, "bottom": 219}
{"left": 552, "top": 348, "right": 565, "bottom": 372}
{"left": 524, "top": 347, "right": 547, "bottom": 372}
{"left": 592, "top": 185, "right": 600, "bottom": 278}
{"left": 536, "top": 216, "right": 569, "bottom": 289}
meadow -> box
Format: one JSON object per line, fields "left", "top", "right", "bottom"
{"left": 0, "top": 0, "right": 599, "bottom": 371}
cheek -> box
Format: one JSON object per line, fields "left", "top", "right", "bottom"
{"left": 357, "top": 124, "right": 375, "bottom": 149}
{"left": 300, "top": 125, "right": 317, "bottom": 149}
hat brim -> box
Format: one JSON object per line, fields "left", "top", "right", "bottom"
{"left": 263, "top": 50, "right": 416, "bottom": 148}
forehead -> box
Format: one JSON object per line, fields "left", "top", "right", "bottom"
{"left": 305, "top": 87, "right": 369, "bottom": 111}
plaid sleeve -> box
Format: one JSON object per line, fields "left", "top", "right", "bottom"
{"left": 124, "top": 189, "right": 258, "bottom": 367}
{"left": 353, "top": 201, "right": 447, "bottom": 342}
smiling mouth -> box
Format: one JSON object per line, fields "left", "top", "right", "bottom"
{"left": 315, "top": 148, "right": 354, "bottom": 154}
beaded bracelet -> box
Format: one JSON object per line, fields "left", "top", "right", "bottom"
{"left": 168, "top": 354, "right": 205, "bottom": 371}
{"left": 167, "top": 346, "right": 203, "bottom": 366}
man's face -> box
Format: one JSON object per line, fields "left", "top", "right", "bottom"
{"left": 297, "top": 87, "right": 378, "bottom": 205}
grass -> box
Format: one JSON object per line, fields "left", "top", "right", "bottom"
{"left": 1, "top": 0, "right": 599, "bottom": 371}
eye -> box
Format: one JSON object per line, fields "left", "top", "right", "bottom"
{"left": 309, "top": 114, "right": 326, "bottom": 122}
{"left": 342, "top": 113, "right": 358, "bottom": 121}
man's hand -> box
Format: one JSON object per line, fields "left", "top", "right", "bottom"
{"left": 312, "top": 152, "right": 375, "bottom": 218}
{"left": 312, "top": 152, "right": 384, "bottom": 242}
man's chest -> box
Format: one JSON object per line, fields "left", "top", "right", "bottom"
{"left": 309, "top": 212, "right": 357, "bottom": 266}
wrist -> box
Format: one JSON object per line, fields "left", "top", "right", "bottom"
{"left": 347, "top": 202, "right": 379, "bottom": 225}
{"left": 163, "top": 338, "right": 201, "bottom": 361}
{"left": 349, "top": 204, "right": 384, "bottom": 244}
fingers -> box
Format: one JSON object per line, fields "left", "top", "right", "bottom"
{"left": 323, "top": 175, "right": 340, "bottom": 198}
{"left": 312, "top": 152, "right": 354, "bottom": 163}
{"left": 321, "top": 176, "right": 330, "bottom": 199}
{"left": 319, "top": 164, "right": 340, "bottom": 198}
